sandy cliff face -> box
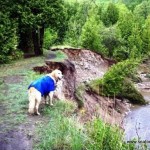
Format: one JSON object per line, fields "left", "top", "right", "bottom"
{"left": 33, "top": 48, "right": 130, "bottom": 126}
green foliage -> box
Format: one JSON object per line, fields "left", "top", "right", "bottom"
{"left": 43, "top": 28, "right": 57, "bottom": 50}
{"left": 35, "top": 100, "right": 135, "bottom": 150}
{"left": 11, "top": 0, "right": 66, "bottom": 55}
{"left": 117, "top": 11, "right": 134, "bottom": 40}
{"left": 102, "top": 3, "right": 119, "bottom": 27}
{"left": 134, "top": 1, "right": 150, "bottom": 20}
{"left": 113, "top": 46, "right": 130, "bottom": 61}
{"left": 119, "top": 80, "right": 146, "bottom": 104}
{"left": 0, "top": 12, "right": 23, "bottom": 63}
{"left": 141, "top": 16, "right": 150, "bottom": 55}
{"left": 89, "top": 59, "right": 146, "bottom": 104}
{"left": 64, "top": 1, "right": 89, "bottom": 46}
{"left": 2, "top": 0, "right": 150, "bottom": 62}
{"left": 123, "top": 0, "right": 143, "bottom": 11}
{"left": 100, "top": 59, "right": 139, "bottom": 95}
{"left": 35, "top": 101, "right": 85, "bottom": 150}
{"left": 86, "top": 119, "right": 135, "bottom": 150}
{"left": 80, "top": 15, "right": 106, "bottom": 55}
{"left": 101, "top": 25, "right": 122, "bottom": 58}
{"left": 128, "top": 24, "right": 143, "bottom": 58}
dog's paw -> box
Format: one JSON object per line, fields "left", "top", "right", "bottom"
{"left": 50, "top": 103, "right": 53, "bottom": 106}
{"left": 37, "top": 112, "right": 41, "bottom": 115}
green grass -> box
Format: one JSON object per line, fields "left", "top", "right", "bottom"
{"left": 45, "top": 50, "right": 68, "bottom": 62}
{"left": 34, "top": 101, "right": 86, "bottom": 150}
{"left": 0, "top": 56, "right": 138, "bottom": 149}
{"left": 54, "top": 50, "right": 68, "bottom": 62}
{"left": 34, "top": 100, "right": 135, "bottom": 150}
{"left": 0, "top": 57, "right": 44, "bottom": 130}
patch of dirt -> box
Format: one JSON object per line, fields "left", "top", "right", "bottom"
{"left": 78, "top": 91, "right": 130, "bottom": 126}
{"left": 34, "top": 48, "right": 111, "bottom": 100}
{"left": 34, "top": 48, "right": 129, "bottom": 126}
{"left": 3, "top": 75, "right": 24, "bottom": 84}
{"left": 61, "top": 49, "right": 109, "bottom": 85}
{"left": 0, "top": 127, "right": 32, "bottom": 150}
{"left": 0, "top": 114, "right": 48, "bottom": 150}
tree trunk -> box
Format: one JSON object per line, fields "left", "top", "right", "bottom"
{"left": 40, "top": 26, "right": 44, "bottom": 52}
{"left": 18, "top": 27, "right": 33, "bottom": 53}
{"left": 32, "top": 28, "right": 43, "bottom": 56}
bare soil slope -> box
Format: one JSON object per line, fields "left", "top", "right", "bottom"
{"left": 35, "top": 48, "right": 130, "bottom": 126}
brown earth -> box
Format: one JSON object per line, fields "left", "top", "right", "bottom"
{"left": 34, "top": 48, "right": 130, "bottom": 126}
{"left": 0, "top": 48, "right": 130, "bottom": 150}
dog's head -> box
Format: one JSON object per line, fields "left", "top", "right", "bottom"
{"left": 51, "top": 69, "right": 63, "bottom": 81}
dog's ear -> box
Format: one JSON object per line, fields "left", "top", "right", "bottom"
{"left": 50, "top": 69, "right": 57, "bottom": 80}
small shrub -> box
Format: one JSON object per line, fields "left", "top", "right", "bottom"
{"left": 86, "top": 119, "right": 135, "bottom": 150}
{"left": 89, "top": 59, "right": 146, "bottom": 104}
{"left": 80, "top": 16, "right": 106, "bottom": 55}
{"left": 43, "top": 28, "right": 57, "bottom": 50}
{"left": 74, "top": 84, "right": 86, "bottom": 108}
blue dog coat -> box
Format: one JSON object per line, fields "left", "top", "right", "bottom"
{"left": 28, "top": 76, "right": 56, "bottom": 96}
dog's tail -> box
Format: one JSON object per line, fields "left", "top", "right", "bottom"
{"left": 28, "top": 87, "right": 36, "bottom": 114}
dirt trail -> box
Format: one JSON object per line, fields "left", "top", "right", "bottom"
{"left": 0, "top": 57, "right": 45, "bottom": 150}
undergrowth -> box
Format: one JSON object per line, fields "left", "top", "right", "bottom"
{"left": 89, "top": 59, "right": 146, "bottom": 105}
{"left": 34, "top": 101, "right": 135, "bottom": 150}
{"left": 0, "top": 56, "right": 140, "bottom": 149}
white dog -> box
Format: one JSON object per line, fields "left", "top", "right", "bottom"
{"left": 28, "top": 69, "right": 63, "bottom": 115}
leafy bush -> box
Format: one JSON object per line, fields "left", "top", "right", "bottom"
{"left": 64, "top": 1, "right": 89, "bottom": 47}
{"left": 43, "top": 28, "right": 58, "bottom": 50}
{"left": 89, "top": 59, "right": 146, "bottom": 104}
{"left": 80, "top": 15, "right": 106, "bottom": 55}
{"left": 102, "top": 3, "right": 119, "bottom": 27}
{"left": 86, "top": 119, "right": 135, "bottom": 150}
{"left": 101, "top": 25, "right": 122, "bottom": 58}
{"left": 0, "top": 12, "right": 23, "bottom": 63}
{"left": 113, "top": 46, "right": 130, "bottom": 61}
{"left": 119, "top": 79, "right": 146, "bottom": 104}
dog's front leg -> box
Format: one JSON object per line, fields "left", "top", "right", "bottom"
{"left": 49, "top": 92, "right": 54, "bottom": 106}
{"left": 44, "top": 95, "right": 49, "bottom": 104}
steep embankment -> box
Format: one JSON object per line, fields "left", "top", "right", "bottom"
{"left": 34, "top": 48, "right": 130, "bottom": 125}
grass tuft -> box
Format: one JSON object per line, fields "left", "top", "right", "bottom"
{"left": 34, "top": 101, "right": 135, "bottom": 150}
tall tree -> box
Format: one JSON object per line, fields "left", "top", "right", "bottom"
{"left": 0, "top": 1, "right": 23, "bottom": 63}
{"left": 102, "top": 3, "right": 119, "bottom": 27}
{"left": 64, "top": 1, "right": 90, "bottom": 46}
{"left": 117, "top": 11, "right": 134, "bottom": 41}
{"left": 80, "top": 15, "right": 105, "bottom": 55}
{"left": 128, "top": 24, "right": 143, "bottom": 58}
{"left": 8, "top": 0, "right": 66, "bottom": 55}
{"left": 142, "top": 16, "right": 150, "bottom": 55}
{"left": 134, "top": 1, "right": 150, "bottom": 20}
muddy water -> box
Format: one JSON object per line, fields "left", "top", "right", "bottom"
{"left": 123, "top": 91, "right": 150, "bottom": 143}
